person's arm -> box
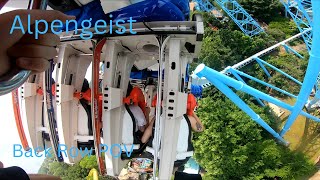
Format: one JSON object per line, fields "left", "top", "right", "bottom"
{"left": 141, "top": 117, "right": 155, "bottom": 143}
{"left": 144, "top": 107, "right": 151, "bottom": 126}
{"left": 189, "top": 112, "right": 204, "bottom": 132}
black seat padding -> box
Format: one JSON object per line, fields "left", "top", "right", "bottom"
{"left": 79, "top": 100, "right": 93, "bottom": 136}
{"left": 174, "top": 171, "right": 202, "bottom": 180}
{"left": 77, "top": 140, "right": 94, "bottom": 151}
{"left": 79, "top": 79, "right": 93, "bottom": 136}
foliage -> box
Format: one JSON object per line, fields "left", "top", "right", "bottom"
{"left": 63, "top": 163, "right": 90, "bottom": 180}
{"left": 79, "top": 155, "right": 99, "bottom": 170}
{"left": 267, "top": 54, "right": 308, "bottom": 96}
{"left": 48, "top": 161, "right": 70, "bottom": 178}
{"left": 38, "top": 155, "right": 115, "bottom": 180}
{"left": 238, "top": 0, "right": 283, "bottom": 23}
{"left": 38, "top": 156, "right": 55, "bottom": 175}
{"left": 200, "top": 11, "right": 238, "bottom": 31}
{"left": 268, "top": 17, "right": 299, "bottom": 37}
{"left": 193, "top": 96, "right": 316, "bottom": 180}
{"left": 266, "top": 28, "right": 286, "bottom": 42}
{"left": 195, "top": 28, "right": 275, "bottom": 71}
{"left": 243, "top": 53, "right": 308, "bottom": 98}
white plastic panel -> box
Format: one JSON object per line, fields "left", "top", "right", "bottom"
{"left": 58, "top": 84, "right": 74, "bottom": 103}
{"left": 22, "top": 83, "right": 37, "bottom": 97}
{"left": 55, "top": 44, "right": 92, "bottom": 164}
{"left": 103, "top": 87, "right": 123, "bottom": 110}
{"left": 20, "top": 73, "right": 47, "bottom": 151}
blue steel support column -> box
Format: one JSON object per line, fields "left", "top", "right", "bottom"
{"left": 281, "top": 43, "right": 304, "bottom": 59}
{"left": 282, "top": 44, "right": 290, "bottom": 54}
{"left": 280, "top": 0, "right": 312, "bottom": 51}
{"left": 229, "top": 69, "right": 265, "bottom": 107}
{"left": 193, "top": 0, "right": 216, "bottom": 12}
{"left": 280, "top": 0, "right": 320, "bottom": 136}
{"left": 193, "top": 0, "right": 264, "bottom": 36}
{"left": 195, "top": 68, "right": 287, "bottom": 144}
{"left": 229, "top": 68, "right": 297, "bottom": 99}
{"left": 192, "top": 0, "right": 224, "bottom": 18}
{"left": 194, "top": 64, "right": 320, "bottom": 122}
{"left": 214, "top": 0, "right": 264, "bottom": 36}
{"left": 298, "top": 0, "right": 313, "bottom": 21}
{"left": 255, "top": 58, "right": 302, "bottom": 85}
{"left": 254, "top": 57, "right": 271, "bottom": 78}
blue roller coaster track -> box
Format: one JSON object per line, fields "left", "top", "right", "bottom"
{"left": 282, "top": 0, "right": 320, "bottom": 107}
{"left": 192, "top": 0, "right": 264, "bottom": 37}
{"left": 281, "top": 0, "right": 312, "bottom": 51}
{"left": 192, "top": 0, "right": 320, "bottom": 143}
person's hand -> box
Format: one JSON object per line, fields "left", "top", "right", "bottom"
{"left": 0, "top": 10, "right": 75, "bottom": 80}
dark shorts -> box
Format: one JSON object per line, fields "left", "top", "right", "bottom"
{"left": 0, "top": 166, "right": 30, "bottom": 180}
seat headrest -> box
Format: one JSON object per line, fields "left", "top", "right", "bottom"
{"left": 123, "top": 87, "right": 147, "bottom": 116}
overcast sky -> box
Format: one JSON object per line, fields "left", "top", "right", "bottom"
{"left": 0, "top": 94, "right": 45, "bottom": 173}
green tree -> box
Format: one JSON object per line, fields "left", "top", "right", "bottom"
{"left": 268, "top": 17, "right": 299, "bottom": 37}
{"left": 38, "top": 155, "right": 114, "bottom": 179}
{"left": 48, "top": 161, "right": 70, "bottom": 177}
{"left": 63, "top": 164, "right": 90, "bottom": 180}
{"left": 266, "top": 28, "right": 286, "bottom": 42}
{"left": 79, "top": 155, "right": 98, "bottom": 170}
{"left": 196, "top": 28, "right": 275, "bottom": 71}
{"left": 193, "top": 95, "right": 316, "bottom": 179}
{"left": 38, "top": 156, "right": 55, "bottom": 174}
{"left": 238, "top": 0, "right": 283, "bottom": 23}
{"left": 243, "top": 53, "right": 309, "bottom": 98}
